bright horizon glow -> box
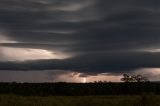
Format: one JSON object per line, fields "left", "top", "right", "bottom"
{"left": 82, "top": 78, "right": 87, "bottom": 83}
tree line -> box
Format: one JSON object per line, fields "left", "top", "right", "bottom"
{"left": 121, "top": 74, "right": 149, "bottom": 82}
{"left": 0, "top": 81, "right": 159, "bottom": 96}
{"left": 0, "top": 74, "right": 158, "bottom": 96}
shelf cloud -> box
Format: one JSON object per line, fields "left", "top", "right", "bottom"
{"left": 0, "top": 0, "right": 160, "bottom": 82}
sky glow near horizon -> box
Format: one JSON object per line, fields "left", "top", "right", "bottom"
{"left": 0, "top": 0, "right": 160, "bottom": 82}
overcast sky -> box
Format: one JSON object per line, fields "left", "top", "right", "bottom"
{"left": 0, "top": 0, "right": 160, "bottom": 82}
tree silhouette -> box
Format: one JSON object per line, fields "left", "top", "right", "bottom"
{"left": 121, "top": 74, "right": 149, "bottom": 82}
{"left": 121, "top": 74, "right": 131, "bottom": 82}
{"left": 134, "top": 75, "right": 149, "bottom": 82}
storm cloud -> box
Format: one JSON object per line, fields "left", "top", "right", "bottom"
{"left": 0, "top": 0, "right": 160, "bottom": 79}
{"left": 1, "top": 51, "right": 160, "bottom": 74}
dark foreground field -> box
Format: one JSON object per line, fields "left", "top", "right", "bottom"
{"left": 1, "top": 82, "right": 160, "bottom": 96}
{"left": 0, "top": 94, "right": 159, "bottom": 106}
{"left": 0, "top": 82, "right": 160, "bottom": 106}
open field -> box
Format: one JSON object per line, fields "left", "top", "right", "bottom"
{"left": 0, "top": 94, "right": 159, "bottom": 106}
{"left": 0, "top": 82, "right": 160, "bottom": 106}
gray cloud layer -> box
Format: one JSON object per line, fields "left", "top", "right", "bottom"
{"left": 1, "top": 0, "right": 160, "bottom": 75}
{"left": 0, "top": 52, "right": 160, "bottom": 74}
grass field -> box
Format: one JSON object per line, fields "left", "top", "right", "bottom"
{"left": 0, "top": 94, "right": 159, "bottom": 106}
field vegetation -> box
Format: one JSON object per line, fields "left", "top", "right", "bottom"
{"left": 0, "top": 94, "right": 159, "bottom": 106}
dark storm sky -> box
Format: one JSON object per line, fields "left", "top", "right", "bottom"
{"left": 0, "top": 0, "right": 160, "bottom": 82}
